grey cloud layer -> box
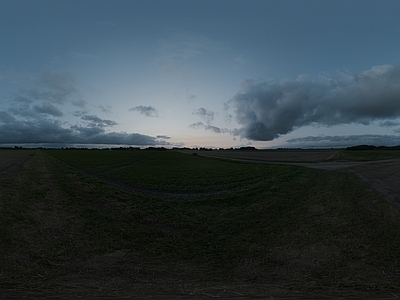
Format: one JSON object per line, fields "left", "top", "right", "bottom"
{"left": 33, "top": 102, "right": 63, "bottom": 117}
{"left": 189, "top": 121, "right": 229, "bottom": 134}
{"left": 129, "top": 105, "right": 159, "bottom": 117}
{"left": 229, "top": 65, "right": 400, "bottom": 141}
{"left": 380, "top": 120, "right": 399, "bottom": 127}
{"left": 156, "top": 135, "right": 171, "bottom": 139}
{"left": 71, "top": 115, "right": 119, "bottom": 138}
{"left": 8, "top": 71, "right": 84, "bottom": 119}
{"left": 193, "top": 107, "right": 214, "bottom": 124}
{"left": 16, "top": 71, "right": 82, "bottom": 105}
{"left": 81, "top": 115, "right": 118, "bottom": 127}
{"left": 0, "top": 71, "right": 169, "bottom": 146}
{"left": 190, "top": 107, "right": 230, "bottom": 134}
{"left": 286, "top": 134, "right": 400, "bottom": 148}
{"left": 0, "top": 115, "right": 167, "bottom": 145}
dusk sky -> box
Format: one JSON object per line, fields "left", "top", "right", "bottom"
{"left": 1, "top": 0, "right": 400, "bottom": 148}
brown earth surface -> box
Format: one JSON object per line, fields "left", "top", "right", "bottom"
{"left": 187, "top": 150, "right": 400, "bottom": 210}
{"left": 261, "top": 159, "right": 400, "bottom": 211}
{"left": 0, "top": 150, "right": 35, "bottom": 181}
{"left": 347, "top": 160, "right": 400, "bottom": 210}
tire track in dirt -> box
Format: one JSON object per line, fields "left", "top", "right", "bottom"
{"left": 0, "top": 151, "right": 87, "bottom": 294}
{"left": 0, "top": 151, "right": 35, "bottom": 182}
{"left": 347, "top": 160, "right": 400, "bottom": 210}
{"left": 272, "top": 159, "right": 400, "bottom": 210}
{"left": 192, "top": 151, "right": 400, "bottom": 209}
{"left": 22, "top": 151, "right": 81, "bottom": 250}
{"left": 43, "top": 151, "right": 264, "bottom": 200}
{"left": 45, "top": 149, "right": 400, "bottom": 206}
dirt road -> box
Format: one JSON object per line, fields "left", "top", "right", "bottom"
{"left": 190, "top": 149, "right": 400, "bottom": 210}
{"left": 275, "top": 159, "right": 400, "bottom": 210}
{"left": 347, "top": 160, "right": 400, "bottom": 209}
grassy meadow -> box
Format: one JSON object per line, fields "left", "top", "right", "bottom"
{"left": 1, "top": 149, "right": 400, "bottom": 297}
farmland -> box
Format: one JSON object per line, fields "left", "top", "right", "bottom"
{"left": 0, "top": 149, "right": 34, "bottom": 180}
{"left": 1, "top": 149, "right": 400, "bottom": 298}
{"left": 179, "top": 148, "right": 400, "bottom": 162}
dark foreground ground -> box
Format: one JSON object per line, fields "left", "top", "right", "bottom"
{"left": 1, "top": 149, "right": 400, "bottom": 299}
{"left": 186, "top": 149, "right": 400, "bottom": 211}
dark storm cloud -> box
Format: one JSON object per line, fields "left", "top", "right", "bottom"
{"left": 0, "top": 115, "right": 168, "bottom": 146}
{"left": 9, "top": 102, "right": 37, "bottom": 118}
{"left": 286, "top": 134, "right": 400, "bottom": 148}
{"left": 33, "top": 102, "right": 63, "bottom": 117}
{"left": 228, "top": 65, "right": 400, "bottom": 141}
{"left": 129, "top": 105, "right": 159, "bottom": 117}
{"left": 75, "top": 114, "right": 119, "bottom": 138}
{"left": 71, "top": 125, "right": 105, "bottom": 137}
{"left": 379, "top": 120, "right": 399, "bottom": 127}
{"left": 0, "top": 118, "right": 74, "bottom": 144}
{"left": 156, "top": 135, "right": 171, "bottom": 139}
{"left": 88, "top": 132, "right": 169, "bottom": 145}
{"left": 0, "top": 111, "right": 16, "bottom": 123}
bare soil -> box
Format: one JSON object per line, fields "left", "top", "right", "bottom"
{"left": 286, "top": 159, "right": 400, "bottom": 211}
{"left": 0, "top": 150, "right": 35, "bottom": 181}
{"left": 346, "top": 160, "right": 400, "bottom": 210}
{"left": 188, "top": 150, "right": 400, "bottom": 210}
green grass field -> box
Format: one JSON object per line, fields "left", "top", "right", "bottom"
{"left": 341, "top": 149, "right": 400, "bottom": 161}
{"left": 1, "top": 149, "right": 400, "bottom": 298}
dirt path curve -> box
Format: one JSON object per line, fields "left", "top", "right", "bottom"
{"left": 275, "top": 158, "right": 400, "bottom": 209}
{"left": 44, "top": 151, "right": 263, "bottom": 200}
{"left": 194, "top": 151, "right": 400, "bottom": 209}
{"left": 188, "top": 150, "right": 400, "bottom": 208}
{"left": 347, "top": 160, "right": 400, "bottom": 209}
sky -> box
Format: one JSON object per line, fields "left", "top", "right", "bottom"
{"left": 1, "top": 0, "right": 400, "bottom": 149}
